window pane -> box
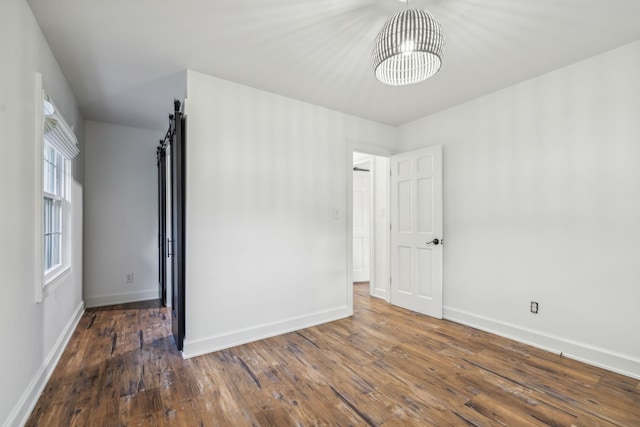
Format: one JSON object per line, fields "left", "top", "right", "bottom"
{"left": 44, "top": 232, "right": 62, "bottom": 271}
{"left": 44, "top": 197, "right": 62, "bottom": 271}
{"left": 52, "top": 233, "right": 61, "bottom": 267}
{"left": 55, "top": 151, "right": 63, "bottom": 195}
{"left": 52, "top": 200, "right": 61, "bottom": 233}
{"left": 44, "top": 233, "right": 54, "bottom": 271}
{"left": 43, "top": 198, "right": 62, "bottom": 233}
{"left": 44, "top": 198, "right": 52, "bottom": 233}
{"left": 44, "top": 143, "right": 64, "bottom": 196}
{"left": 44, "top": 144, "right": 54, "bottom": 163}
{"left": 44, "top": 158, "right": 55, "bottom": 194}
{"left": 44, "top": 234, "right": 50, "bottom": 270}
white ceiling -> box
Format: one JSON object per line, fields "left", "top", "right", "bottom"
{"left": 27, "top": 0, "right": 640, "bottom": 131}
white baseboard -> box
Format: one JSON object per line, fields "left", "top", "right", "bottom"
{"left": 5, "top": 301, "right": 84, "bottom": 427}
{"left": 85, "top": 289, "right": 158, "bottom": 308}
{"left": 371, "top": 289, "right": 387, "bottom": 301}
{"left": 444, "top": 306, "right": 640, "bottom": 380}
{"left": 183, "top": 306, "right": 351, "bottom": 359}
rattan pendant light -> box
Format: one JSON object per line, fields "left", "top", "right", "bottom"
{"left": 373, "top": 2, "right": 445, "bottom": 86}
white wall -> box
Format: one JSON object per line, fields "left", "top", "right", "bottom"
{"left": 398, "top": 40, "right": 640, "bottom": 378}
{"left": 0, "top": 0, "right": 85, "bottom": 425}
{"left": 183, "top": 70, "right": 396, "bottom": 357}
{"left": 84, "top": 121, "right": 161, "bottom": 307}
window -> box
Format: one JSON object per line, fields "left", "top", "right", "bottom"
{"left": 36, "top": 74, "right": 79, "bottom": 299}
{"left": 43, "top": 142, "right": 68, "bottom": 275}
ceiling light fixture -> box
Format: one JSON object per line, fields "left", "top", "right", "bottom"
{"left": 372, "top": 0, "right": 445, "bottom": 86}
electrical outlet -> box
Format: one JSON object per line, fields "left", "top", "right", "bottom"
{"left": 530, "top": 301, "right": 539, "bottom": 314}
{"left": 126, "top": 273, "right": 134, "bottom": 283}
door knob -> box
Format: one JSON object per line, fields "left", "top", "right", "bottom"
{"left": 426, "top": 238, "right": 440, "bottom": 246}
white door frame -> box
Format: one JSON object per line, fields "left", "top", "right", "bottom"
{"left": 352, "top": 156, "right": 372, "bottom": 283}
{"left": 346, "top": 141, "right": 394, "bottom": 311}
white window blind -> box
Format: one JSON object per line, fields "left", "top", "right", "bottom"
{"left": 44, "top": 98, "right": 79, "bottom": 160}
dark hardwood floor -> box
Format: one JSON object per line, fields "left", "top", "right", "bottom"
{"left": 27, "top": 284, "right": 640, "bottom": 426}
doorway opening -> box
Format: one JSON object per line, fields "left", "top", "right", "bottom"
{"left": 352, "top": 152, "right": 391, "bottom": 301}
{"left": 349, "top": 146, "right": 444, "bottom": 319}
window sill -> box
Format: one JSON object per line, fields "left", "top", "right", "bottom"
{"left": 44, "top": 265, "right": 72, "bottom": 297}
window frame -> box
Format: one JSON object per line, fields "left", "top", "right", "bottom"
{"left": 35, "top": 73, "right": 77, "bottom": 302}
{"left": 43, "top": 141, "right": 71, "bottom": 284}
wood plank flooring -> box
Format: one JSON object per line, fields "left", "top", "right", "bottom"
{"left": 27, "top": 284, "right": 640, "bottom": 426}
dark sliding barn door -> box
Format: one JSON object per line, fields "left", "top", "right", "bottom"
{"left": 157, "top": 100, "right": 186, "bottom": 351}
{"left": 169, "top": 101, "right": 186, "bottom": 351}
{"left": 157, "top": 146, "right": 167, "bottom": 307}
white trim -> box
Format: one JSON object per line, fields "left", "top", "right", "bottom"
{"left": 380, "top": 156, "right": 392, "bottom": 303}
{"left": 43, "top": 257, "right": 68, "bottom": 286}
{"left": 4, "top": 301, "right": 84, "bottom": 427}
{"left": 365, "top": 158, "right": 377, "bottom": 297}
{"left": 183, "top": 306, "right": 351, "bottom": 359}
{"left": 34, "top": 73, "right": 45, "bottom": 303}
{"left": 348, "top": 139, "right": 395, "bottom": 157}
{"left": 346, "top": 143, "right": 354, "bottom": 316}
{"left": 85, "top": 289, "right": 158, "bottom": 308}
{"left": 444, "top": 306, "right": 640, "bottom": 380}
{"left": 43, "top": 266, "right": 72, "bottom": 297}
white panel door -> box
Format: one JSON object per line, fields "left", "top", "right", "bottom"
{"left": 353, "top": 169, "right": 371, "bottom": 282}
{"left": 391, "top": 146, "right": 443, "bottom": 318}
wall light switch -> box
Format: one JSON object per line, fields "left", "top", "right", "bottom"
{"left": 333, "top": 208, "right": 340, "bottom": 219}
